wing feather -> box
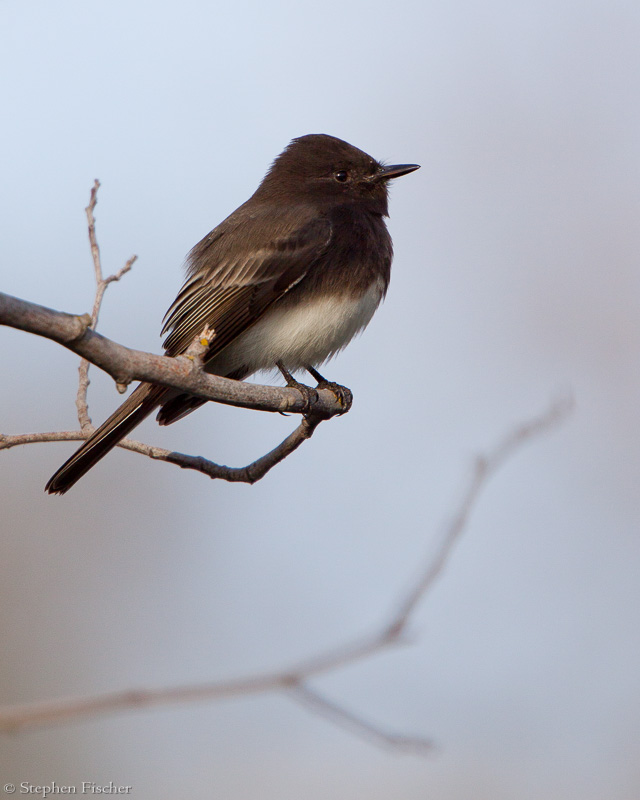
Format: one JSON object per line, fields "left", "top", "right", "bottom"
{"left": 161, "top": 205, "right": 332, "bottom": 360}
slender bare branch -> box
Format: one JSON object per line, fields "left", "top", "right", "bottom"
{"left": 77, "top": 181, "right": 137, "bottom": 431}
{"left": 288, "top": 684, "right": 434, "bottom": 753}
{"left": 0, "top": 399, "right": 571, "bottom": 744}
{"left": 161, "top": 415, "right": 321, "bottom": 483}
{"left": 0, "top": 418, "right": 321, "bottom": 485}
{"left": 0, "top": 431, "right": 87, "bottom": 448}
{"left": 0, "top": 430, "right": 164, "bottom": 459}
{"left": 86, "top": 180, "right": 103, "bottom": 286}
{"left": 385, "top": 394, "right": 574, "bottom": 638}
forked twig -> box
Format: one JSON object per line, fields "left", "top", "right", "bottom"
{"left": 76, "top": 180, "right": 136, "bottom": 431}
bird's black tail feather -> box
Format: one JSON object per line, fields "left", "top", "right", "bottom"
{"left": 45, "top": 383, "right": 165, "bottom": 495}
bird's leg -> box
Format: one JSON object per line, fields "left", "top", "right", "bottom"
{"left": 305, "top": 366, "right": 353, "bottom": 413}
{"left": 277, "top": 361, "right": 318, "bottom": 413}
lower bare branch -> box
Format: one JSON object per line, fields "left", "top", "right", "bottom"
{"left": 0, "top": 673, "right": 294, "bottom": 733}
{"left": 162, "top": 416, "right": 321, "bottom": 483}
{"left": 0, "top": 431, "right": 87, "bottom": 449}
{"left": 0, "top": 400, "right": 571, "bottom": 745}
{"left": 0, "top": 430, "right": 165, "bottom": 456}
{"left": 288, "top": 684, "right": 434, "bottom": 753}
{"left": 386, "top": 395, "right": 574, "bottom": 637}
{"left": 0, "top": 416, "right": 322, "bottom": 486}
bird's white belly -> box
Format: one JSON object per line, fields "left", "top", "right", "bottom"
{"left": 211, "top": 280, "right": 384, "bottom": 376}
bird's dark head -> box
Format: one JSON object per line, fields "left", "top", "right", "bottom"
{"left": 254, "top": 134, "right": 419, "bottom": 216}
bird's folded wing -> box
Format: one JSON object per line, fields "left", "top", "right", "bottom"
{"left": 161, "top": 206, "right": 333, "bottom": 360}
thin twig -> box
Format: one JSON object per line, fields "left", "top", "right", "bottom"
{"left": 86, "top": 180, "right": 103, "bottom": 286}
{"left": 288, "top": 684, "right": 434, "bottom": 753}
{"left": 161, "top": 415, "right": 321, "bottom": 483}
{"left": 76, "top": 181, "right": 136, "bottom": 431}
{"left": 0, "top": 417, "right": 322, "bottom": 485}
{"left": 385, "top": 394, "right": 574, "bottom": 638}
{"left": 0, "top": 430, "right": 164, "bottom": 458}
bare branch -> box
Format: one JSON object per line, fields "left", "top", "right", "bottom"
{"left": 0, "top": 399, "right": 571, "bottom": 744}
{"left": 76, "top": 181, "right": 137, "bottom": 431}
{"left": 86, "top": 180, "right": 103, "bottom": 287}
{"left": 0, "top": 291, "right": 347, "bottom": 419}
{"left": 0, "top": 418, "right": 320, "bottom": 485}
{"left": 385, "top": 395, "right": 574, "bottom": 638}
{"left": 0, "top": 431, "right": 88, "bottom": 448}
{"left": 288, "top": 684, "right": 434, "bottom": 753}
{"left": 0, "top": 430, "right": 164, "bottom": 458}
{"left": 161, "top": 416, "right": 321, "bottom": 483}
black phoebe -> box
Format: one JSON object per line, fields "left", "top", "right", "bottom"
{"left": 46, "top": 134, "right": 419, "bottom": 494}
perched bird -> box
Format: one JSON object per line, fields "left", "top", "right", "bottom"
{"left": 46, "top": 134, "right": 419, "bottom": 494}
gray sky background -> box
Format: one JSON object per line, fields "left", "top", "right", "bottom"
{"left": 2, "top": 1, "right": 639, "bottom": 797}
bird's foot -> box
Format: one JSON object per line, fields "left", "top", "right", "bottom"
{"left": 306, "top": 366, "right": 353, "bottom": 413}
{"left": 277, "top": 362, "right": 319, "bottom": 413}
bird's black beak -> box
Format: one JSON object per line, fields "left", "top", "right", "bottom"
{"left": 373, "top": 163, "right": 420, "bottom": 182}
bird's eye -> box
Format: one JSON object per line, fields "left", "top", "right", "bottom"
{"left": 334, "top": 170, "right": 349, "bottom": 183}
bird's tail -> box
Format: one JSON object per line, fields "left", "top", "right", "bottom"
{"left": 45, "top": 383, "right": 165, "bottom": 495}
